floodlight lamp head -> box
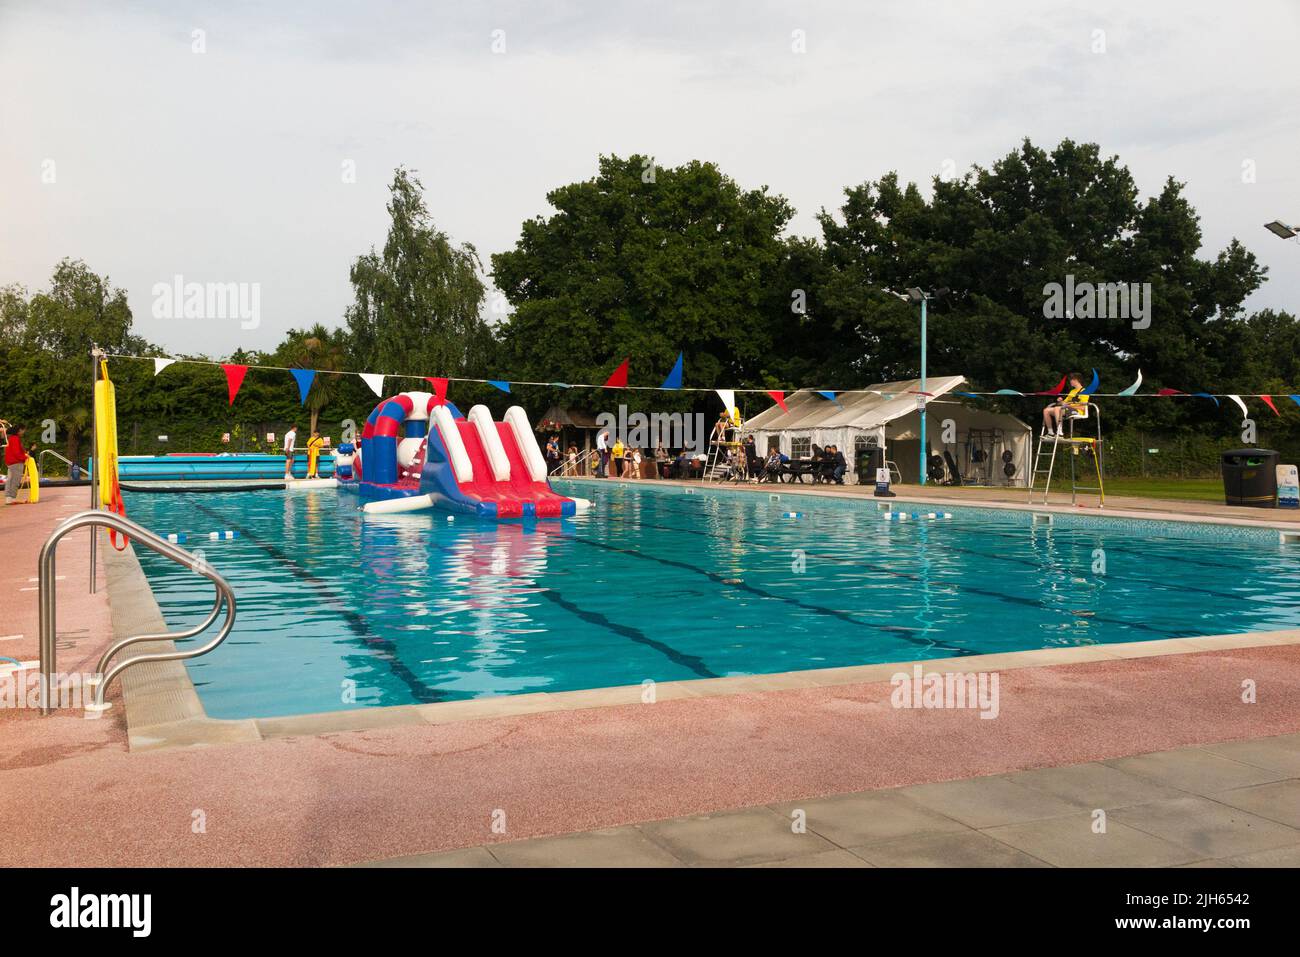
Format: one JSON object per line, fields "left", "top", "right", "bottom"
{"left": 1264, "top": 220, "right": 1299, "bottom": 239}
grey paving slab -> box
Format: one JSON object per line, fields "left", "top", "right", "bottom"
{"left": 1113, "top": 796, "right": 1300, "bottom": 859}
{"left": 1208, "top": 779, "right": 1300, "bottom": 829}
{"left": 1105, "top": 748, "right": 1288, "bottom": 794}
{"left": 1005, "top": 761, "right": 1187, "bottom": 809}
{"left": 895, "top": 775, "right": 1088, "bottom": 828}
{"left": 746, "top": 849, "right": 875, "bottom": 868}
{"left": 1217, "top": 844, "right": 1300, "bottom": 867}
{"left": 982, "top": 816, "right": 1200, "bottom": 868}
{"left": 768, "top": 790, "right": 970, "bottom": 848}
{"left": 639, "top": 807, "right": 836, "bottom": 866}
{"left": 849, "top": 831, "right": 1050, "bottom": 868}
{"left": 1196, "top": 737, "right": 1300, "bottom": 776}
{"left": 488, "top": 827, "right": 684, "bottom": 868}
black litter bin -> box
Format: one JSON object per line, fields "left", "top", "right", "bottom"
{"left": 856, "top": 445, "right": 883, "bottom": 484}
{"left": 1221, "top": 448, "right": 1279, "bottom": 508}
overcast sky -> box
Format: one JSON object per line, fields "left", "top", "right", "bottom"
{"left": 2, "top": 0, "right": 1298, "bottom": 357}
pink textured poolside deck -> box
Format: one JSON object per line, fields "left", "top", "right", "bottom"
{"left": 3, "top": 486, "right": 1300, "bottom": 867}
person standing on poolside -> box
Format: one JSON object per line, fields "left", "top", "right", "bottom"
{"left": 306, "top": 429, "right": 324, "bottom": 479}
{"left": 596, "top": 428, "right": 610, "bottom": 478}
{"left": 4, "top": 423, "right": 30, "bottom": 505}
{"left": 283, "top": 424, "right": 298, "bottom": 480}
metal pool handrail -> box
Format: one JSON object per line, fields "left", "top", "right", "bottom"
{"left": 38, "top": 510, "right": 237, "bottom": 716}
{"left": 37, "top": 448, "right": 85, "bottom": 479}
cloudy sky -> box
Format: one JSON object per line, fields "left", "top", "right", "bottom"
{"left": 2, "top": 0, "right": 1297, "bottom": 357}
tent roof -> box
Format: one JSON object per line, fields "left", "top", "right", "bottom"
{"left": 743, "top": 376, "right": 968, "bottom": 432}
{"left": 536, "top": 405, "right": 601, "bottom": 430}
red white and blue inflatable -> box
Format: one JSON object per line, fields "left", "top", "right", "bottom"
{"left": 337, "top": 391, "right": 579, "bottom": 519}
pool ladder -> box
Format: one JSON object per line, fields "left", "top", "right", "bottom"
{"left": 37, "top": 510, "right": 236, "bottom": 716}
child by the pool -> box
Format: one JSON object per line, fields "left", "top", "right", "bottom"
{"left": 1042, "top": 372, "right": 1087, "bottom": 437}
{"left": 283, "top": 424, "right": 298, "bottom": 479}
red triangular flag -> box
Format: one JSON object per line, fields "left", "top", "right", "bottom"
{"left": 222, "top": 364, "right": 248, "bottom": 405}
{"left": 1156, "top": 388, "right": 1185, "bottom": 396}
{"left": 1035, "top": 375, "right": 1068, "bottom": 396}
{"left": 767, "top": 390, "right": 788, "bottom": 412}
{"left": 1261, "top": 395, "right": 1281, "bottom": 417}
{"left": 426, "top": 377, "right": 448, "bottom": 405}
{"left": 603, "top": 357, "right": 630, "bottom": 389}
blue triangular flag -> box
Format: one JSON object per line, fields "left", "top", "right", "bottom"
{"left": 1192, "top": 392, "right": 1220, "bottom": 406}
{"left": 488, "top": 380, "right": 511, "bottom": 394}
{"left": 291, "top": 368, "right": 316, "bottom": 405}
{"left": 1290, "top": 395, "right": 1300, "bottom": 408}
{"left": 995, "top": 389, "right": 1024, "bottom": 396}
{"left": 1081, "top": 368, "right": 1100, "bottom": 395}
{"left": 817, "top": 390, "right": 836, "bottom": 401}
{"left": 954, "top": 391, "right": 982, "bottom": 399}
{"left": 661, "top": 353, "right": 683, "bottom": 390}
{"left": 446, "top": 402, "right": 464, "bottom": 419}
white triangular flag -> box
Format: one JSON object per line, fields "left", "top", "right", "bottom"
{"left": 1227, "top": 394, "right": 1249, "bottom": 419}
{"left": 153, "top": 357, "right": 176, "bottom": 376}
{"left": 359, "top": 373, "right": 385, "bottom": 397}
{"left": 715, "top": 388, "right": 736, "bottom": 415}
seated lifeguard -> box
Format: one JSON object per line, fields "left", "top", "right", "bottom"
{"left": 1042, "top": 372, "right": 1087, "bottom": 437}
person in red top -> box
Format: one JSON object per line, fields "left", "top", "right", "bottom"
{"left": 4, "top": 423, "right": 30, "bottom": 504}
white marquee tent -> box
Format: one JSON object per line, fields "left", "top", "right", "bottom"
{"left": 742, "top": 375, "right": 1033, "bottom": 486}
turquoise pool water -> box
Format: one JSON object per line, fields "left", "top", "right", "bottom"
{"left": 123, "top": 481, "right": 1300, "bottom": 719}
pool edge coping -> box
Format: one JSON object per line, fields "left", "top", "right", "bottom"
{"left": 104, "top": 527, "right": 1300, "bottom": 750}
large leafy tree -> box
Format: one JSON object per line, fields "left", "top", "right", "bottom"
{"left": 812, "top": 139, "right": 1267, "bottom": 430}
{"left": 491, "top": 154, "right": 803, "bottom": 415}
{"left": 5, "top": 260, "right": 146, "bottom": 459}
{"left": 345, "top": 168, "right": 493, "bottom": 380}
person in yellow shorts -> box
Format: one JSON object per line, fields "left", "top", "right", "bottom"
{"left": 306, "top": 430, "right": 324, "bottom": 479}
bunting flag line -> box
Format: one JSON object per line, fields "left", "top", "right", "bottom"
{"left": 660, "top": 353, "right": 683, "bottom": 390}
{"left": 1227, "top": 394, "right": 1249, "bottom": 419}
{"left": 426, "top": 377, "right": 448, "bottom": 406}
{"left": 291, "top": 368, "right": 316, "bottom": 405}
{"left": 603, "top": 358, "right": 630, "bottom": 389}
{"left": 101, "top": 351, "right": 1300, "bottom": 412}
{"left": 221, "top": 364, "right": 248, "bottom": 406}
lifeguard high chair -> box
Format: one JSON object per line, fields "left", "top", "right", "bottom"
{"left": 1028, "top": 400, "right": 1106, "bottom": 507}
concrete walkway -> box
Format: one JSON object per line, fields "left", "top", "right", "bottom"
{"left": 360, "top": 732, "right": 1300, "bottom": 868}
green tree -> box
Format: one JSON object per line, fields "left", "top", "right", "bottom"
{"left": 10, "top": 260, "right": 146, "bottom": 460}
{"left": 345, "top": 168, "right": 492, "bottom": 379}
{"left": 813, "top": 139, "right": 1267, "bottom": 431}
{"left": 491, "top": 154, "right": 802, "bottom": 416}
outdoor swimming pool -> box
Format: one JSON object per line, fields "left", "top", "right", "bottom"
{"left": 123, "top": 481, "right": 1300, "bottom": 719}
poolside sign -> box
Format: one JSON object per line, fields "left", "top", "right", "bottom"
{"left": 1278, "top": 464, "right": 1299, "bottom": 509}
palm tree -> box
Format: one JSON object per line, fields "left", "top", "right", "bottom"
{"left": 278, "top": 324, "right": 349, "bottom": 434}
